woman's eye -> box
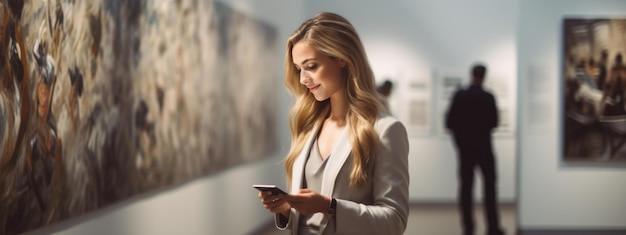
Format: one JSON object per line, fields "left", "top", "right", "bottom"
{"left": 306, "top": 64, "right": 318, "bottom": 70}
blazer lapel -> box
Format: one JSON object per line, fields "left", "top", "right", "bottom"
{"left": 290, "top": 126, "right": 318, "bottom": 193}
{"left": 290, "top": 125, "right": 351, "bottom": 235}
{"left": 321, "top": 127, "right": 351, "bottom": 196}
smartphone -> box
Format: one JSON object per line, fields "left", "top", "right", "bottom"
{"left": 253, "top": 184, "right": 288, "bottom": 195}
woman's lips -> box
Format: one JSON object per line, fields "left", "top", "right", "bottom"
{"left": 308, "top": 84, "right": 320, "bottom": 92}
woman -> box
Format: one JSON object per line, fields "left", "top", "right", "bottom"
{"left": 258, "top": 12, "right": 410, "bottom": 235}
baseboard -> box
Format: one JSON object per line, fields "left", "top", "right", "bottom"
{"left": 409, "top": 201, "right": 517, "bottom": 207}
{"left": 520, "top": 229, "right": 626, "bottom": 235}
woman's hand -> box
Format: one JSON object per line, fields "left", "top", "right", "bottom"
{"left": 284, "top": 189, "right": 331, "bottom": 216}
{"left": 258, "top": 191, "right": 291, "bottom": 218}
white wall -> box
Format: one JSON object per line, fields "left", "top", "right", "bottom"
{"left": 517, "top": 0, "right": 626, "bottom": 230}
{"left": 304, "top": 0, "right": 519, "bottom": 202}
{"left": 32, "top": 0, "right": 626, "bottom": 234}
{"left": 34, "top": 156, "right": 287, "bottom": 235}
{"left": 24, "top": 1, "right": 303, "bottom": 234}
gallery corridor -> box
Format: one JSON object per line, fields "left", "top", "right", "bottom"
{"left": 254, "top": 203, "right": 517, "bottom": 235}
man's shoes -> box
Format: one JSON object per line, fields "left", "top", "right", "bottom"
{"left": 487, "top": 228, "right": 505, "bottom": 235}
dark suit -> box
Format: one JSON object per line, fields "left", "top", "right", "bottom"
{"left": 446, "top": 85, "right": 502, "bottom": 235}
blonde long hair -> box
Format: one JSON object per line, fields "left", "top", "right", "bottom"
{"left": 284, "top": 12, "right": 388, "bottom": 188}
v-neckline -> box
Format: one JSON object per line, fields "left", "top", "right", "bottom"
{"left": 316, "top": 125, "right": 346, "bottom": 161}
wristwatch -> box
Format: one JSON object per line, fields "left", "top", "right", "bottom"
{"left": 327, "top": 198, "right": 337, "bottom": 216}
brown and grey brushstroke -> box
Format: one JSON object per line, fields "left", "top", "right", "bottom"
{"left": 0, "top": 0, "right": 277, "bottom": 233}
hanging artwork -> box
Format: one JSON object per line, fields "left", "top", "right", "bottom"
{"left": 0, "top": 0, "right": 278, "bottom": 233}
{"left": 562, "top": 18, "right": 626, "bottom": 163}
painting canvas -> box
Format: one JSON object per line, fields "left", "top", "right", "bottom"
{"left": 0, "top": 0, "right": 278, "bottom": 233}
{"left": 562, "top": 18, "right": 626, "bottom": 163}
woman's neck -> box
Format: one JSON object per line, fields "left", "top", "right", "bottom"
{"left": 327, "top": 96, "right": 348, "bottom": 127}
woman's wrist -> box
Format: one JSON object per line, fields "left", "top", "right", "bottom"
{"left": 326, "top": 197, "right": 337, "bottom": 216}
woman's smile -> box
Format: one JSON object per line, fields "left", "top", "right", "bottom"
{"left": 308, "top": 84, "right": 321, "bottom": 92}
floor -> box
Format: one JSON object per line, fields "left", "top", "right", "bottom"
{"left": 254, "top": 203, "right": 517, "bottom": 235}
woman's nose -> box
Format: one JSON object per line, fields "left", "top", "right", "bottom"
{"left": 300, "top": 70, "right": 310, "bottom": 85}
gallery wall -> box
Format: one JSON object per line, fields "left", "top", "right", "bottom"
{"left": 24, "top": 0, "right": 302, "bottom": 234}
{"left": 304, "top": 0, "right": 519, "bottom": 202}
{"left": 517, "top": 0, "right": 626, "bottom": 230}
{"left": 25, "top": 0, "right": 626, "bottom": 234}
{"left": 36, "top": 0, "right": 521, "bottom": 233}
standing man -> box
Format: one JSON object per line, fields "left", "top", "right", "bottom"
{"left": 597, "top": 49, "right": 609, "bottom": 93}
{"left": 446, "top": 63, "right": 505, "bottom": 235}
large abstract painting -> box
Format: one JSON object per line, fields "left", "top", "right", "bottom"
{"left": 0, "top": 0, "right": 278, "bottom": 233}
{"left": 562, "top": 18, "right": 626, "bottom": 164}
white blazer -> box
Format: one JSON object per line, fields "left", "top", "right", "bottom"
{"left": 275, "top": 114, "right": 410, "bottom": 235}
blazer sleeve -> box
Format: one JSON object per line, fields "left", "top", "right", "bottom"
{"left": 334, "top": 119, "right": 410, "bottom": 235}
{"left": 488, "top": 93, "right": 499, "bottom": 130}
{"left": 445, "top": 90, "right": 461, "bottom": 130}
{"left": 274, "top": 208, "right": 295, "bottom": 231}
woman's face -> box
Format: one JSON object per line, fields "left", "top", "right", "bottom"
{"left": 292, "top": 40, "right": 346, "bottom": 102}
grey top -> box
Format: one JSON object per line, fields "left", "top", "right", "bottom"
{"left": 298, "top": 138, "right": 335, "bottom": 235}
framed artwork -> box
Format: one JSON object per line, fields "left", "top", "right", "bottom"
{"left": 435, "top": 68, "right": 466, "bottom": 137}
{"left": 562, "top": 18, "right": 626, "bottom": 163}
{"left": 0, "top": 0, "right": 278, "bottom": 233}
{"left": 403, "top": 77, "right": 433, "bottom": 137}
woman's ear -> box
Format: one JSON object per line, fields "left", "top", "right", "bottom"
{"left": 338, "top": 59, "right": 347, "bottom": 68}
